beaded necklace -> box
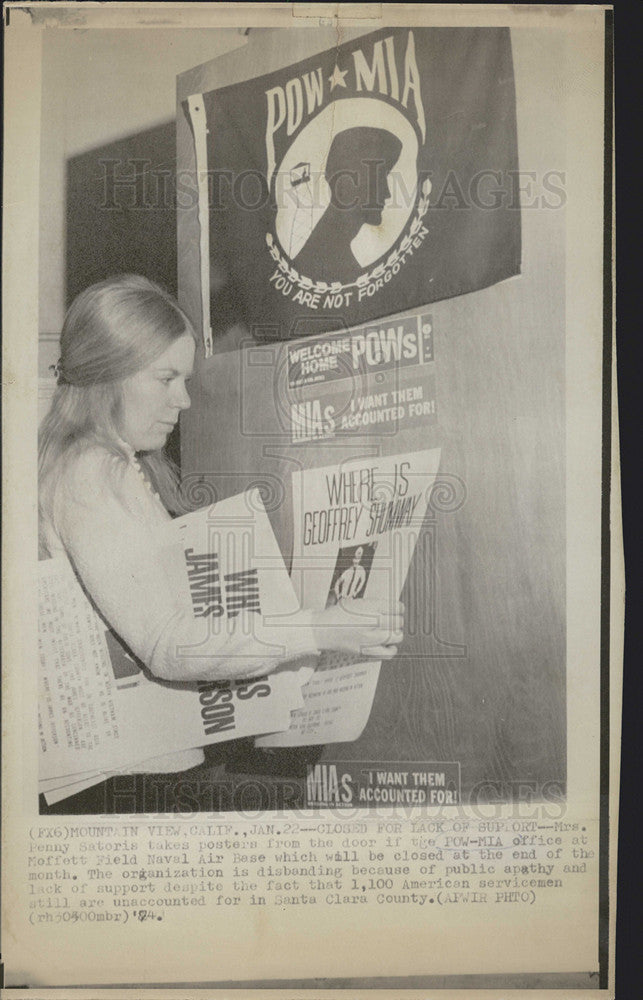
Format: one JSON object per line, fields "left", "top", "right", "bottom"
{"left": 117, "top": 438, "right": 166, "bottom": 511}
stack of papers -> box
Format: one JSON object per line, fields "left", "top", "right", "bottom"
{"left": 38, "top": 491, "right": 313, "bottom": 803}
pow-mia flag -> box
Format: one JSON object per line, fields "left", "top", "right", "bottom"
{"left": 201, "top": 27, "right": 520, "bottom": 341}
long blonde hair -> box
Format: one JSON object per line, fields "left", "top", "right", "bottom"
{"left": 39, "top": 275, "right": 198, "bottom": 549}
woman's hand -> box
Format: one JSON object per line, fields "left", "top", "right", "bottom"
{"left": 310, "top": 599, "right": 404, "bottom": 660}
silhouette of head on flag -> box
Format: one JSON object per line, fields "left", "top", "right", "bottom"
{"left": 293, "top": 126, "right": 403, "bottom": 283}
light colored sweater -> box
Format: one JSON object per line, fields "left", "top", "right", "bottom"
{"left": 42, "top": 443, "right": 317, "bottom": 773}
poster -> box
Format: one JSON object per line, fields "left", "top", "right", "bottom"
{"left": 257, "top": 448, "right": 441, "bottom": 748}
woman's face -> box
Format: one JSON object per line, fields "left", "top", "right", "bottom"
{"left": 118, "top": 333, "right": 195, "bottom": 452}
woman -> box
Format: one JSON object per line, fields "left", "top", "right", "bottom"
{"left": 39, "top": 275, "right": 403, "bottom": 773}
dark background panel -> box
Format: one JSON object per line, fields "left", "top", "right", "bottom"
{"left": 66, "top": 121, "right": 179, "bottom": 301}
{"left": 66, "top": 121, "right": 181, "bottom": 465}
